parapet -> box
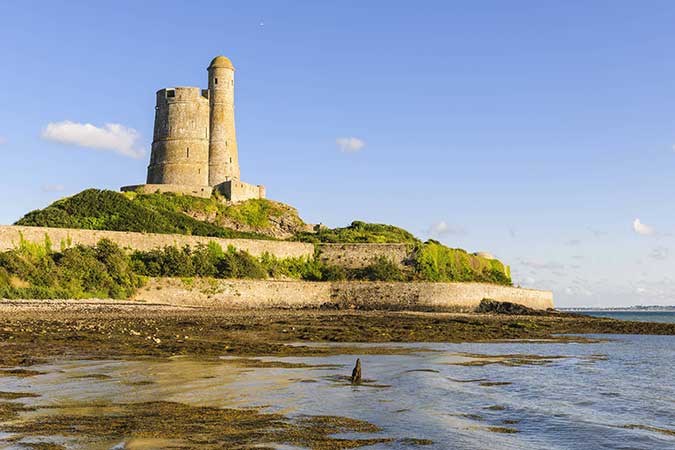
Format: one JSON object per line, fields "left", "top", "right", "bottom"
{"left": 214, "top": 180, "right": 266, "bottom": 203}
{"left": 156, "top": 87, "right": 209, "bottom": 103}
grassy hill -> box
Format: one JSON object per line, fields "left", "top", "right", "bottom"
{"left": 15, "top": 189, "right": 307, "bottom": 240}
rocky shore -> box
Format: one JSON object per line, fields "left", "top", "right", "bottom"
{"left": 1, "top": 300, "right": 674, "bottom": 367}
{"left": 1, "top": 301, "right": 674, "bottom": 448}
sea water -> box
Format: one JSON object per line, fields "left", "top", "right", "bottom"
{"left": 1, "top": 335, "right": 674, "bottom": 449}
{"left": 580, "top": 311, "right": 675, "bottom": 324}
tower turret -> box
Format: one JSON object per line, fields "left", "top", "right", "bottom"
{"left": 207, "top": 55, "right": 240, "bottom": 185}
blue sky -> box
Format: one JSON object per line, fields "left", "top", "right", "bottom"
{"left": 1, "top": 1, "right": 674, "bottom": 306}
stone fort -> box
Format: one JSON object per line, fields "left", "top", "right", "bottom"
{"left": 122, "top": 56, "right": 265, "bottom": 202}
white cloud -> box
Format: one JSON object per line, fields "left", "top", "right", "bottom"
{"left": 336, "top": 137, "right": 365, "bottom": 153}
{"left": 41, "top": 184, "right": 65, "bottom": 193}
{"left": 41, "top": 121, "right": 145, "bottom": 159}
{"left": 632, "top": 218, "right": 654, "bottom": 236}
{"left": 428, "top": 221, "right": 467, "bottom": 237}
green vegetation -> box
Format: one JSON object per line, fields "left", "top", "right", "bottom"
{"left": 130, "top": 191, "right": 300, "bottom": 231}
{"left": 0, "top": 237, "right": 142, "bottom": 299}
{"left": 11, "top": 190, "right": 512, "bottom": 287}
{"left": 353, "top": 256, "right": 405, "bottom": 281}
{"left": 15, "top": 189, "right": 278, "bottom": 240}
{"left": 294, "top": 221, "right": 419, "bottom": 244}
{"left": 131, "top": 244, "right": 268, "bottom": 280}
{"left": 413, "top": 241, "right": 511, "bottom": 285}
{"left": 130, "top": 245, "right": 350, "bottom": 282}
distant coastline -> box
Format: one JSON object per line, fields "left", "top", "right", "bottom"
{"left": 562, "top": 306, "right": 675, "bottom": 312}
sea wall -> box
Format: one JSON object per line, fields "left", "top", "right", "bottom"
{"left": 135, "top": 278, "right": 554, "bottom": 311}
{"left": 318, "top": 243, "right": 410, "bottom": 268}
{"left": 0, "top": 225, "right": 313, "bottom": 259}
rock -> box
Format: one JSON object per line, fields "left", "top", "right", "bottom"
{"left": 476, "top": 299, "right": 542, "bottom": 315}
{"left": 351, "top": 358, "right": 362, "bottom": 384}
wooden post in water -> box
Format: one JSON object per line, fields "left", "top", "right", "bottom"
{"left": 351, "top": 358, "right": 362, "bottom": 384}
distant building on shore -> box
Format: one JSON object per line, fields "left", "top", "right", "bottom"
{"left": 122, "top": 56, "right": 265, "bottom": 202}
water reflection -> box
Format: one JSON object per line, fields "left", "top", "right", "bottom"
{"left": 1, "top": 335, "right": 674, "bottom": 449}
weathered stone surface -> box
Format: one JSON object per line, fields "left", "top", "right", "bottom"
{"left": 133, "top": 278, "right": 554, "bottom": 311}
{"left": 0, "top": 225, "right": 314, "bottom": 259}
{"left": 319, "top": 243, "right": 410, "bottom": 268}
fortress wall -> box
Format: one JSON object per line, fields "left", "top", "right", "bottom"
{"left": 318, "top": 243, "right": 410, "bottom": 268}
{"left": 215, "top": 180, "right": 265, "bottom": 203}
{"left": 135, "top": 278, "right": 554, "bottom": 311}
{"left": 0, "top": 226, "right": 314, "bottom": 259}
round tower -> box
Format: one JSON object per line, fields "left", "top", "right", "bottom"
{"left": 207, "top": 55, "right": 240, "bottom": 186}
{"left": 146, "top": 87, "right": 210, "bottom": 186}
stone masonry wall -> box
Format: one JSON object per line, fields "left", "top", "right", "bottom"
{"left": 318, "top": 243, "right": 410, "bottom": 268}
{"left": 135, "top": 278, "right": 554, "bottom": 311}
{"left": 0, "top": 226, "right": 313, "bottom": 259}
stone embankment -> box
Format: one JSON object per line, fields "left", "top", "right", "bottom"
{"left": 0, "top": 225, "right": 313, "bottom": 259}
{"left": 0, "top": 225, "right": 555, "bottom": 310}
{"left": 135, "top": 278, "right": 554, "bottom": 311}
{"left": 318, "top": 243, "right": 410, "bottom": 268}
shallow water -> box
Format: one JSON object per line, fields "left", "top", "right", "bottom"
{"left": 1, "top": 334, "right": 674, "bottom": 449}
{"left": 580, "top": 311, "right": 675, "bottom": 323}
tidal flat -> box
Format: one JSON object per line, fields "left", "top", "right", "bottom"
{"left": 1, "top": 301, "right": 675, "bottom": 449}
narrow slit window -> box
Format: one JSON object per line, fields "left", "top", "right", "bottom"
{"left": 186, "top": 148, "right": 190, "bottom": 158}
{"left": 215, "top": 78, "right": 218, "bottom": 85}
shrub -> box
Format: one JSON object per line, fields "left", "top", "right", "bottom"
{"left": 414, "top": 241, "right": 511, "bottom": 285}
{"left": 353, "top": 256, "right": 404, "bottom": 281}
{"left": 294, "top": 221, "right": 419, "bottom": 244}
{"left": 0, "top": 239, "right": 142, "bottom": 300}
{"left": 319, "top": 264, "right": 347, "bottom": 281}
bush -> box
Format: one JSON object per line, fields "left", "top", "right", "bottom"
{"left": 414, "top": 241, "right": 511, "bottom": 285}
{"left": 353, "top": 256, "right": 404, "bottom": 281}
{"left": 294, "top": 221, "right": 419, "bottom": 244}
{"left": 0, "top": 239, "right": 142, "bottom": 300}
{"left": 131, "top": 244, "right": 268, "bottom": 280}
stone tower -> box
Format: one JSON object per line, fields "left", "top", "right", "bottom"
{"left": 146, "top": 87, "right": 210, "bottom": 187}
{"left": 207, "top": 56, "right": 240, "bottom": 184}
{"left": 122, "top": 55, "right": 265, "bottom": 202}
